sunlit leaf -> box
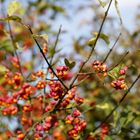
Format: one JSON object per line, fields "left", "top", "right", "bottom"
{"left": 108, "top": 65, "right": 124, "bottom": 79}
{"left": 88, "top": 32, "right": 110, "bottom": 47}
{"left": 40, "top": 34, "right": 48, "bottom": 43}
{"left": 0, "top": 39, "right": 13, "bottom": 52}
{"left": 120, "top": 117, "right": 126, "bottom": 126}
{"left": 8, "top": 0, "right": 24, "bottom": 16}
{"left": 0, "top": 16, "right": 22, "bottom": 22}
{"left": 96, "top": 103, "right": 110, "bottom": 109}
{"left": 33, "top": 34, "right": 48, "bottom": 43}
{"left": 87, "top": 38, "right": 96, "bottom": 47}
{"left": 52, "top": 5, "right": 65, "bottom": 13}
{"left": 0, "top": 65, "right": 7, "bottom": 73}
{"left": 97, "top": 0, "right": 108, "bottom": 8}
{"left": 92, "top": 32, "right": 110, "bottom": 45}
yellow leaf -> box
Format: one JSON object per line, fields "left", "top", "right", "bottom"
{"left": 40, "top": 34, "right": 48, "bottom": 43}
{"left": 8, "top": 0, "right": 24, "bottom": 16}
{"left": 33, "top": 34, "right": 48, "bottom": 43}
{"left": 96, "top": 103, "right": 110, "bottom": 109}
{"left": 0, "top": 65, "right": 7, "bottom": 73}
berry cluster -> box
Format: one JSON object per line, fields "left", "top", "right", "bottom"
{"left": 111, "top": 66, "right": 128, "bottom": 90}
{"left": 56, "top": 66, "right": 69, "bottom": 79}
{"left": 33, "top": 115, "right": 59, "bottom": 139}
{"left": 48, "top": 80, "right": 64, "bottom": 100}
{"left": 111, "top": 77, "right": 127, "bottom": 90}
{"left": 36, "top": 80, "right": 46, "bottom": 90}
{"left": 31, "top": 70, "right": 45, "bottom": 79}
{"left": 2, "top": 105, "right": 18, "bottom": 115}
{"left": 56, "top": 66, "right": 73, "bottom": 80}
{"left": 92, "top": 60, "right": 108, "bottom": 76}
{"left": 4, "top": 71, "right": 22, "bottom": 89}
{"left": 66, "top": 109, "right": 87, "bottom": 138}
{"left": 59, "top": 87, "right": 84, "bottom": 108}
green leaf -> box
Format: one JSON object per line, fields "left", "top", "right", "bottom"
{"left": 132, "top": 30, "right": 140, "bottom": 38}
{"left": 0, "top": 18, "right": 5, "bottom": 22}
{"left": 0, "top": 65, "right": 7, "bottom": 73}
{"left": 64, "top": 58, "right": 76, "bottom": 69}
{"left": 104, "top": 135, "right": 112, "bottom": 140}
{"left": 108, "top": 72, "right": 116, "bottom": 79}
{"left": 115, "top": 0, "right": 122, "bottom": 24}
{"left": 88, "top": 32, "right": 110, "bottom": 47}
{"left": 52, "top": 5, "right": 65, "bottom": 13}
{"left": 99, "top": 33, "right": 110, "bottom": 45}
{"left": 7, "top": 15, "right": 22, "bottom": 22}
{"left": 92, "top": 32, "right": 110, "bottom": 45}
{"left": 87, "top": 38, "right": 96, "bottom": 47}
{"left": 0, "top": 39, "right": 14, "bottom": 52}
{"left": 121, "top": 127, "right": 135, "bottom": 134}
{"left": 0, "top": 16, "right": 22, "bottom": 22}
{"left": 113, "top": 111, "right": 120, "bottom": 127}
{"left": 120, "top": 117, "right": 126, "bottom": 126}
{"left": 32, "top": 34, "right": 48, "bottom": 43}
{"left": 108, "top": 65, "right": 124, "bottom": 79}
{"left": 97, "top": 0, "right": 108, "bottom": 8}
{"left": 96, "top": 103, "right": 110, "bottom": 109}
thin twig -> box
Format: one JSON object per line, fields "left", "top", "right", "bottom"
{"left": 7, "top": 19, "right": 25, "bottom": 79}
{"left": 52, "top": 90, "right": 69, "bottom": 113}
{"left": 23, "top": 111, "right": 49, "bottom": 139}
{"left": 72, "top": 75, "right": 90, "bottom": 87}
{"left": 49, "top": 25, "right": 62, "bottom": 65}
{"left": 51, "top": 0, "right": 113, "bottom": 113}
{"left": 69, "top": 0, "right": 113, "bottom": 88}
{"left": 25, "top": 25, "right": 68, "bottom": 90}
{"left": 102, "top": 33, "right": 121, "bottom": 63}
{"left": 109, "top": 51, "right": 129, "bottom": 71}
{"left": 92, "top": 74, "right": 140, "bottom": 132}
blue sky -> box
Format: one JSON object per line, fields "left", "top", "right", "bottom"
{"left": 3, "top": 0, "right": 140, "bottom": 54}
{"left": 49, "top": 0, "right": 140, "bottom": 54}
{"left": 110, "top": 0, "right": 140, "bottom": 30}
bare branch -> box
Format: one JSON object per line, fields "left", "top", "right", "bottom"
{"left": 26, "top": 25, "right": 68, "bottom": 90}
{"left": 103, "top": 33, "right": 121, "bottom": 63}
{"left": 109, "top": 51, "right": 129, "bottom": 71}
{"left": 7, "top": 19, "right": 25, "bottom": 79}
{"left": 49, "top": 25, "right": 62, "bottom": 65}
{"left": 69, "top": 0, "right": 113, "bottom": 88}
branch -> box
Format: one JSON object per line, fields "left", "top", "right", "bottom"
{"left": 7, "top": 19, "right": 25, "bottom": 79}
{"left": 25, "top": 25, "right": 68, "bottom": 90}
{"left": 102, "top": 33, "right": 121, "bottom": 63}
{"left": 51, "top": 0, "right": 113, "bottom": 113}
{"left": 69, "top": 0, "right": 113, "bottom": 88}
{"left": 109, "top": 51, "right": 129, "bottom": 71}
{"left": 49, "top": 25, "right": 62, "bottom": 65}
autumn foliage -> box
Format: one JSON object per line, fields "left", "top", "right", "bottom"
{"left": 0, "top": 0, "right": 140, "bottom": 140}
